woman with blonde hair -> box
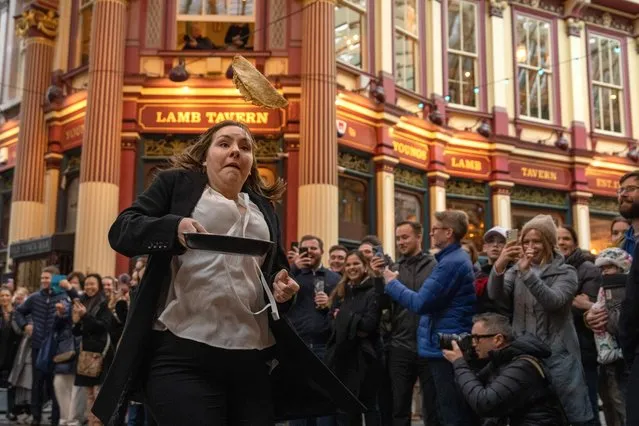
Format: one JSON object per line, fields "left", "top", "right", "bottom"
{"left": 488, "top": 215, "right": 595, "bottom": 425}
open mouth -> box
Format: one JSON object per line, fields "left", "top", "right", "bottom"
{"left": 225, "top": 164, "right": 241, "bottom": 170}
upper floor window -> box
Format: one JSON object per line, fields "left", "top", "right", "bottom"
{"left": 447, "top": 0, "right": 478, "bottom": 107}
{"left": 78, "top": 0, "right": 94, "bottom": 67}
{"left": 177, "top": 0, "right": 255, "bottom": 51}
{"left": 589, "top": 35, "right": 623, "bottom": 134}
{"left": 335, "top": 0, "right": 366, "bottom": 69}
{"left": 515, "top": 15, "right": 552, "bottom": 121}
{"left": 394, "top": 0, "right": 418, "bottom": 91}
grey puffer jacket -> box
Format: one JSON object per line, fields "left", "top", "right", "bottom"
{"left": 487, "top": 252, "right": 594, "bottom": 424}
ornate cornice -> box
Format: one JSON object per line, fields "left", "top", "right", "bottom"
{"left": 488, "top": 0, "right": 508, "bottom": 18}
{"left": 567, "top": 18, "right": 584, "bottom": 38}
{"left": 15, "top": 7, "right": 59, "bottom": 39}
{"left": 583, "top": 9, "right": 634, "bottom": 34}
{"left": 510, "top": 0, "right": 564, "bottom": 15}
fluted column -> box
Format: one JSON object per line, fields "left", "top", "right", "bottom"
{"left": 74, "top": 0, "right": 127, "bottom": 276}
{"left": 489, "top": 182, "right": 513, "bottom": 229}
{"left": 298, "top": 0, "right": 337, "bottom": 259}
{"left": 428, "top": 172, "right": 448, "bottom": 225}
{"left": 571, "top": 192, "right": 592, "bottom": 251}
{"left": 8, "top": 7, "right": 58, "bottom": 246}
{"left": 488, "top": 0, "right": 509, "bottom": 135}
{"left": 374, "top": 155, "right": 398, "bottom": 260}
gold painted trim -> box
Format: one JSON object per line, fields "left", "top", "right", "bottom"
{"left": 488, "top": 181, "right": 515, "bottom": 187}
{"left": 373, "top": 155, "right": 400, "bottom": 165}
{"left": 121, "top": 132, "right": 140, "bottom": 139}
{"left": 335, "top": 98, "right": 383, "bottom": 120}
{"left": 337, "top": 110, "right": 379, "bottom": 127}
{"left": 0, "top": 126, "right": 20, "bottom": 142}
{"left": 511, "top": 148, "right": 572, "bottom": 163}
{"left": 591, "top": 159, "right": 639, "bottom": 173}
{"left": 44, "top": 99, "right": 87, "bottom": 120}
{"left": 570, "top": 191, "right": 594, "bottom": 198}
{"left": 427, "top": 171, "right": 451, "bottom": 179}
{"left": 0, "top": 137, "right": 18, "bottom": 148}
{"left": 47, "top": 112, "right": 86, "bottom": 127}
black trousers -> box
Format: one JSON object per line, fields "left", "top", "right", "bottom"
{"left": 388, "top": 347, "right": 439, "bottom": 426}
{"left": 627, "top": 359, "right": 639, "bottom": 426}
{"left": 144, "top": 331, "right": 273, "bottom": 426}
{"left": 30, "top": 348, "right": 59, "bottom": 424}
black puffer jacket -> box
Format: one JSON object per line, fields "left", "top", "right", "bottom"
{"left": 389, "top": 252, "right": 436, "bottom": 352}
{"left": 565, "top": 249, "right": 602, "bottom": 366}
{"left": 453, "top": 333, "right": 567, "bottom": 426}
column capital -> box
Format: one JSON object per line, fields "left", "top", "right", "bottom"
{"left": 44, "top": 152, "right": 63, "bottom": 170}
{"left": 570, "top": 191, "right": 593, "bottom": 205}
{"left": 567, "top": 18, "right": 584, "bottom": 38}
{"left": 488, "top": 0, "right": 508, "bottom": 18}
{"left": 427, "top": 171, "right": 449, "bottom": 187}
{"left": 373, "top": 155, "right": 399, "bottom": 173}
{"left": 489, "top": 180, "right": 514, "bottom": 195}
{"left": 121, "top": 132, "right": 139, "bottom": 151}
{"left": 15, "top": 7, "right": 58, "bottom": 40}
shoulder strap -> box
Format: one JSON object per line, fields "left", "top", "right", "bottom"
{"left": 516, "top": 355, "right": 545, "bottom": 378}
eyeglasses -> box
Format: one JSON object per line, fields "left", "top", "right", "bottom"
{"left": 431, "top": 226, "right": 450, "bottom": 233}
{"left": 471, "top": 333, "right": 498, "bottom": 342}
{"left": 618, "top": 185, "right": 639, "bottom": 195}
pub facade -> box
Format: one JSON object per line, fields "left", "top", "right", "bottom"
{"left": 0, "top": 0, "right": 637, "bottom": 286}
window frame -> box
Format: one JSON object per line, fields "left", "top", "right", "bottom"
{"left": 586, "top": 29, "right": 630, "bottom": 137}
{"left": 393, "top": 0, "right": 419, "bottom": 92}
{"left": 335, "top": 0, "right": 367, "bottom": 71}
{"left": 512, "top": 10, "right": 559, "bottom": 124}
{"left": 75, "top": 0, "right": 94, "bottom": 68}
{"left": 176, "top": 0, "right": 255, "bottom": 23}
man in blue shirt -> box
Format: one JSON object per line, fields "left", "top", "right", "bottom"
{"left": 383, "top": 210, "right": 478, "bottom": 426}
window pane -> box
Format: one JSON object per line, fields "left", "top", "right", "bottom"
{"left": 602, "top": 87, "right": 611, "bottom": 130}
{"left": 611, "top": 89, "right": 622, "bottom": 133}
{"left": 518, "top": 68, "right": 528, "bottom": 116}
{"left": 590, "top": 216, "right": 614, "bottom": 255}
{"left": 528, "top": 69, "right": 538, "bottom": 116}
{"left": 461, "top": 56, "right": 476, "bottom": 106}
{"left": 395, "top": 191, "right": 421, "bottom": 226}
{"left": 601, "top": 38, "right": 611, "bottom": 84}
{"left": 540, "top": 72, "right": 550, "bottom": 120}
{"left": 461, "top": 2, "right": 476, "bottom": 53}
{"left": 446, "top": 198, "right": 486, "bottom": 251}
{"left": 339, "top": 176, "right": 368, "bottom": 241}
{"left": 205, "top": 0, "right": 254, "bottom": 15}
{"left": 395, "top": 33, "right": 416, "bottom": 91}
{"left": 448, "top": 52, "right": 461, "bottom": 104}
{"left": 179, "top": 0, "right": 203, "bottom": 14}
{"left": 539, "top": 22, "right": 550, "bottom": 69}
{"left": 611, "top": 41, "right": 621, "bottom": 86}
{"left": 590, "top": 37, "right": 600, "bottom": 81}
{"left": 335, "top": 6, "right": 362, "bottom": 68}
{"left": 593, "top": 86, "right": 602, "bottom": 129}
{"left": 527, "top": 20, "right": 539, "bottom": 68}
{"left": 448, "top": 0, "right": 461, "bottom": 51}
{"left": 395, "top": 0, "right": 417, "bottom": 34}
{"left": 80, "top": 6, "right": 93, "bottom": 66}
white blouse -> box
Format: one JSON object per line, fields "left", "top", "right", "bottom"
{"left": 154, "top": 186, "right": 275, "bottom": 350}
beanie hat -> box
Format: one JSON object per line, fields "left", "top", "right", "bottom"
{"left": 596, "top": 248, "right": 633, "bottom": 274}
{"left": 521, "top": 215, "right": 557, "bottom": 246}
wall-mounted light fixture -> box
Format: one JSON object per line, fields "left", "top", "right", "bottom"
{"left": 537, "top": 130, "right": 569, "bottom": 151}
{"left": 465, "top": 118, "right": 491, "bottom": 138}
{"left": 168, "top": 58, "right": 190, "bottom": 83}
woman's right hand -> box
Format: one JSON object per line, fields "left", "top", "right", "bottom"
{"left": 586, "top": 306, "right": 608, "bottom": 332}
{"left": 177, "top": 218, "right": 207, "bottom": 247}
{"left": 55, "top": 302, "right": 66, "bottom": 317}
{"left": 494, "top": 241, "right": 523, "bottom": 274}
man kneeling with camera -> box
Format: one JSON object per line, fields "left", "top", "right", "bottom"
{"left": 442, "top": 313, "right": 567, "bottom": 426}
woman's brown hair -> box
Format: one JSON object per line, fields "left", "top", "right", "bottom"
{"left": 521, "top": 228, "right": 554, "bottom": 265}
{"left": 329, "top": 250, "right": 370, "bottom": 306}
{"left": 170, "top": 120, "right": 286, "bottom": 202}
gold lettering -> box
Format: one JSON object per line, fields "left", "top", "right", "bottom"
{"left": 256, "top": 112, "right": 268, "bottom": 124}
{"left": 521, "top": 167, "right": 558, "bottom": 181}
{"left": 235, "top": 112, "right": 246, "bottom": 122}
{"left": 156, "top": 111, "right": 167, "bottom": 123}
{"left": 191, "top": 112, "right": 201, "bottom": 123}
{"left": 246, "top": 112, "right": 256, "bottom": 124}
{"left": 451, "top": 157, "right": 482, "bottom": 171}
{"left": 596, "top": 178, "right": 619, "bottom": 189}
{"left": 393, "top": 141, "right": 427, "bottom": 161}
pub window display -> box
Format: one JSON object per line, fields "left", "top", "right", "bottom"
{"left": 395, "top": 190, "right": 422, "bottom": 226}
{"left": 339, "top": 176, "right": 369, "bottom": 242}
{"left": 446, "top": 198, "right": 485, "bottom": 252}
{"left": 177, "top": 0, "right": 255, "bottom": 51}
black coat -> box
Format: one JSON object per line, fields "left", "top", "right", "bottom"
{"left": 325, "top": 277, "right": 381, "bottom": 397}
{"left": 92, "top": 169, "right": 362, "bottom": 425}
{"left": 0, "top": 309, "right": 20, "bottom": 372}
{"left": 565, "top": 249, "right": 602, "bottom": 366}
{"left": 621, "top": 243, "right": 639, "bottom": 366}
{"left": 453, "top": 334, "right": 567, "bottom": 426}
{"left": 73, "top": 299, "right": 113, "bottom": 387}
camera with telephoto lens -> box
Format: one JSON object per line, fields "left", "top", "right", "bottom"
{"left": 439, "top": 333, "right": 476, "bottom": 359}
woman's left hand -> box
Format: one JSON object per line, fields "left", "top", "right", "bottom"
{"left": 273, "top": 269, "right": 300, "bottom": 303}
{"left": 517, "top": 248, "right": 534, "bottom": 273}
{"left": 73, "top": 300, "right": 86, "bottom": 320}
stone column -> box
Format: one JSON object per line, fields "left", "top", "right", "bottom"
{"left": 74, "top": 0, "right": 127, "bottom": 276}
{"left": 425, "top": 0, "right": 444, "bottom": 99}
{"left": 115, "top": 134, "right": 137, "bottom": 275}
{"left": 567, "top": 18, "right": 587, "bottom": 150}
{"left": 374, "top": 0, "right": 396, "bottom": 104}
{"left": 427, "top": 172, "right": 449, "bottom": 224}
{"left": 43, "top": 128, "right": 63, "bottom": 236}
{"left": 488, "top": 0, "right": 509, "bottom": 135}
{"left": 8, "top": 6, "right": 58, "bottom": 245}
{"left": 374, "top": 155, "right": 399, "bottom": 259}
{"left": 489, "top": 182, "right": 513, "bottom": 229}
{"left": 571, "top": 192, "right": 592, "bottom": 251}
{"left": 298, "top": 0, "right": 338, "bottom": 257}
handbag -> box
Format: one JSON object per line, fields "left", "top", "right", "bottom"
{"left": 77, "top": 333, "right": 111, "bottom": 378}
{"left": 35, "top": 333, "right": 55, "bottom": 374}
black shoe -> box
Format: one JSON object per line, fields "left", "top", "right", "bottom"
{"left": 6, "top": 413, "right": 17, "bottom": 421}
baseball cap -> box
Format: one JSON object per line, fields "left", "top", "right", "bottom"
{"left": 484, "top": 226, "right": 508, "bottom": 242}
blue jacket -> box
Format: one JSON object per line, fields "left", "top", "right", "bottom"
{"left": 287, "top": 266, "right": 341, "bottom": 344}
{"left": 385, "top": 243, "right": 476, "bottom": 358}
{"left": 14, "top": 288, "right": 69, "bottom": 350}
